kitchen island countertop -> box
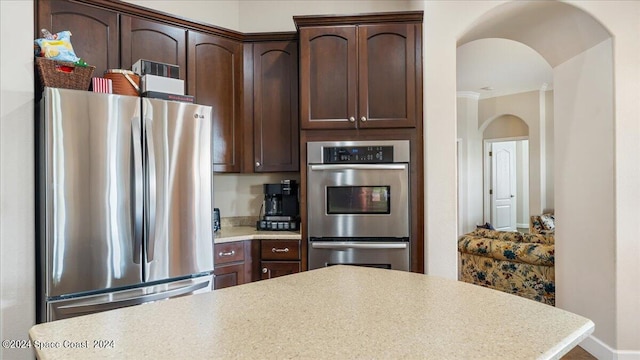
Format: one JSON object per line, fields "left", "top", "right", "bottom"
{"left": 214, "top": 225, "right": 300, "bottom": 244}
{"left": 29, "top": 266, "right": 593, "bottom": 360}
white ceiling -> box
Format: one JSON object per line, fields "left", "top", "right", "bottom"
{"left": 456, "top": 1, "right": 611, "bottom": 100}
{"left": 457, "top": 38, "right": 553, "bottom": 99}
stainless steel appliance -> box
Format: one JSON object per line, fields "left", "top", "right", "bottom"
{"left": 257, "top": 180, "right": 300, "bottom": 231}
{"left": 36, "top": 87, "right": 214, "bottom": 322}
{"left": 307, "top": 140, "right": 410, "bottom": 271}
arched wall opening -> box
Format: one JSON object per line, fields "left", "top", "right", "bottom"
{"left": 455, "top": 1, "right": 615, "bottom": 356}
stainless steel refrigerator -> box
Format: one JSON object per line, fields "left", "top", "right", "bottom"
{"left": 37, "top": 87, "right": 214, "bottom": 322}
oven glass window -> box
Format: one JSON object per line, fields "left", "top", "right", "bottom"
{"left": 326, "top": 186, "right": 390, "bottom": 214}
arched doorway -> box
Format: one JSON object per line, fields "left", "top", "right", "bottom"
{"left": 455, "top": 1, "right": 614, "bottom": 357}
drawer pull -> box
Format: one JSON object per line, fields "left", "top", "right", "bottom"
{"left": 218, "top": 250, "right": 235, "bottom": 257}
{"left": 272, "top": 247, "right": 289, "bottom": 253}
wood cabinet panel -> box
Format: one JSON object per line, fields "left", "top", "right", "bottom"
{"left": 252, "top": 41, "right": 299, "bottom": 172}
{"left": 299, "top": 26, "right": 357, "bottom": 129}
{"left": 358, "top": 24, "right": 416, "bottom": 128}
{"left": 37, "top": 0, "right": 119, "bottom": 78}
{"left": 120, "top": 16, "right": 187, "bottom": 81}
{"left": 298, "top": 18, "right": 421, "bottom": 130}
{"left": 260, "top": 261, "right": 301, "bottom": 280}
{"left": 260, "top": 240, "right": 300, "bottom": 261}
{"left": 188, "top": 31, "right": 243, "bottom": 173}
{"left": 214, "top": 263, "right": 245, "bottom": 290}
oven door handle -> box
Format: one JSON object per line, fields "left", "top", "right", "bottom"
{"left": 309, "top": 164, "right": 407, "bottom": 171}
{"left": 311, "top": 242, "right": 408, "bottom": 250}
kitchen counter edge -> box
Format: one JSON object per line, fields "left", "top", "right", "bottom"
{"left": 214, "top": 226, "right": 300, "bottom": 244}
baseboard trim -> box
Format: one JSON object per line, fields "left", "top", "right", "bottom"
{"left": 516, "top": 223, "right": 528, "bottom": 229}
{"left": 580, "top": 335, "right": 640, "bottom": 360}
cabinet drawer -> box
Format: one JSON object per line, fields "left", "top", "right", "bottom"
{"left": 214, "top": 241, "right": 245, "bottom": 265}
{"left": 261, "top": 240, "right": 300, "bottom": 260}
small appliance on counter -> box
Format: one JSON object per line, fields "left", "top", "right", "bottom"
{"left": 213, "top": 208, "right": 221, "bottom": 232}
{"left": 257, "top": 180, "right": 300, "bottom": 231}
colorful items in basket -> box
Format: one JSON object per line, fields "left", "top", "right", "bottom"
{"left": 34, "top": 29, "right": 82, "bottom": 64}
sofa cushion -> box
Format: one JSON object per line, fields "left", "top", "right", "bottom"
{"left": 470, "top": 228, "right": 523, "bottom": 242}
{"left": 530, "top": 216, "right": 545, "bottom": 234}
{"left": 540, "top": 213, "right": 555, "bottom": 230}
{"left": 458, "top": 236, "right": 554, "bottom": 266}
{"left": 522, "top": 233, "right": 554, "bottom": 245}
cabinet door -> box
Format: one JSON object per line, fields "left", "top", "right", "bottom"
{"left": 253, "top": 41, "right": 299, "bottom": 172}
{"left": 188, "top": 31, "right": 243, "bottom": 173}
{"left": 214, "top": 263, "right": 245, "bottom": 289}
{"left": 121, "top": 16, "right": 187, "bottom": 81}
{"left": 260, "top": 261, "right": 300, "bottom": 280}
{"left": 299, "top": 26, "right": 357, "bottom": 130}
{"left": 37, "top": 0, "right": 119, "bottom": 78}
{"left": 358, "top": 24, "right": 416, "bottom": 128}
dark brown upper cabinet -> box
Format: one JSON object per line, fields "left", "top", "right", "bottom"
{"left": 188, "top": 31, "right": 243, "bottom": 173}
{"left": 36, "top": 0, "right": 119, "bottom": 78}
{"left": 296, "top": 12, "right": 422, "bottom": 130}
{"left": 120, "top": 16, "right": 187, "bottom": 81}
{"left": 251, "top": 41, "right": 299, "bottom": 172}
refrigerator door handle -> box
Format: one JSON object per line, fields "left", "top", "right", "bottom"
{"left": 145, "top": 113, "right": 157, "bottom": 262}
{"left": 56, "top": 281, "right": 209, "bottom": 316}
{"left": 131, "top": 116, "right": 143, "bottom": 264}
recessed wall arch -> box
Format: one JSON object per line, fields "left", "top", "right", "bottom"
{"left": 480, "top": 113, "right": 529, "bottom": 138}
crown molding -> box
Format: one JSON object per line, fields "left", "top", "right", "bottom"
{"left": 457, "top": 91, "right": 480, "bottom": 99}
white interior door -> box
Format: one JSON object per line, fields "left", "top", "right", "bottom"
{"left": 491, "top": 141, "right": 517, "bottom": 231}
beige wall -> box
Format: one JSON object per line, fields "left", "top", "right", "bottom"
{"left": 214, "top": 173, "right": 300, "bottom": 218}
{"left": 122, "top": 0, "right": 240, "bottom": 30}
{"left": 237, "top": 0, "right": 420, "bottom": 32}
{"left": 438, "top": 0, "right": 639, "bottom": 356}
{"left": 554, "top": 38, "right": 616, "bottom": 351}
{"left": 1, "top": 1, "right": 35, "bottom": 359}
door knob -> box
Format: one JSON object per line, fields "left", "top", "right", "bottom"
{"left": 360, "top": 116, "right": 367, "bottom": 122}
{"left": 255, "top": 161, "right": 261, "bottom": 167}
{"left": 262, "top": 267, "right": 268, "bottom": 274}
{"left": 348, "top": 116, "right": 355, "bottom": 122}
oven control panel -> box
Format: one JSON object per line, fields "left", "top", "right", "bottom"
{"left": 323, "top": 146, "right": 394, "bottom": 163}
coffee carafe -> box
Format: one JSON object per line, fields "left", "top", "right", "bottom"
{"left": 257, "top": 180, "right": 300, "bottom": 231}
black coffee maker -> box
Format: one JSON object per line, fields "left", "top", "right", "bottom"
{"left": 257, "top": 179, "right": 299, "bottom": 231}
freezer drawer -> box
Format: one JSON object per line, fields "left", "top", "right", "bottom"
{"left": 46, "top": 274, "right": 213, "bottom": 322}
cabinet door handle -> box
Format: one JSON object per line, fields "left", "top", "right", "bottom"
{"left": 255, "top": 161, "right": 261, "bottom": 167}
{"left": 360, "top": 116, "right": 367, "bottom": 122}
{"left": 348, "top": 116, "right": 355, "bottom": 122}
{"left": 218, "top": 250, "right": 235, "bottom": 257}
{"left": 262, "top": 267, "right": 268, "bottom": 274}
{"left": 272, "top": 247, "right": 289, "bottom": 253}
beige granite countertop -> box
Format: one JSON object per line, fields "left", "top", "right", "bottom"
{"left": 29, "top": 266, "right": 593, "bottom": 360}
{"left": 214, "top": 225, "right": 300, "bottom": 244}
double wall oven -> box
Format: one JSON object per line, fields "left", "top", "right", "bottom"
{"left": 307, "top": 140, "right": 410, "bottom": 271}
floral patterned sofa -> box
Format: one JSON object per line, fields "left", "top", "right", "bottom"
{"left": 530, "top": 213, "right": 555, "bottom": 235}
{"left": 458, "top": 228, "right": 555, "bottom": 306}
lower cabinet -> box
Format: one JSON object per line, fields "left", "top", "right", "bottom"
{"left": 261, "top": 261, "right": 300, "bottom": 280}
{"left": 213, "top": 241, "right": 250, "bottom": 290}
{"left": 213, "top": 238, "right": 301, "bottom": 288}
{"left": 260, "top": 239, "right": 301, "bottom": 280}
